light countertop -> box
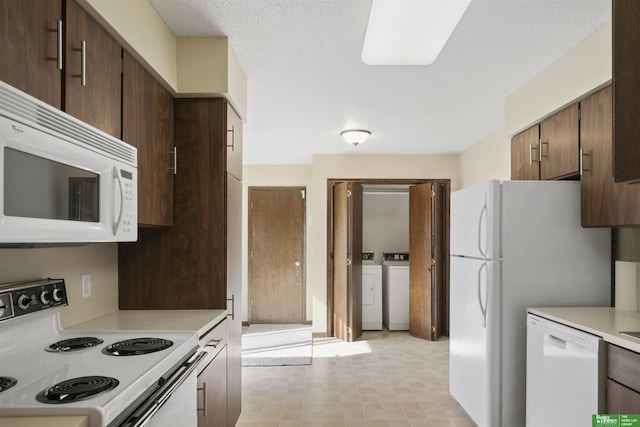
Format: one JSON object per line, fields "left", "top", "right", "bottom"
{"left": 68, "top": 309, "right": 227, "bottom": 337}
{"left": 528, "top": 307, "right": 640, "bottom": 353}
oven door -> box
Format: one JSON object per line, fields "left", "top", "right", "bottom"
{"left": 116, "top": 351, "right": 206, "bottom": 427}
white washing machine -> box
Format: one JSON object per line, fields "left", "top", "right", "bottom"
{"left": 362, "top": 262, "right": 382, "bottom": 330}
{"left": 382, "top": 260, "right": 410, "bottom": 331}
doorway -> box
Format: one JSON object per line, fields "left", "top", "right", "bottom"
{"left": 327, "top": 179, "right": 449, "bottom": 341}
{"left": 248, "top": 187, "right": 306, "bottom": 324}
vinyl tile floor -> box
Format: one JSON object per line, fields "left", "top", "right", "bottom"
{"left": 235, "top": 329, "right": 474, "bottom": 427}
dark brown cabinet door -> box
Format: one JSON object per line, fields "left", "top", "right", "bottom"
{"left": 0, "top": 0, "right": 62, "bottom": 108}
{"left": 409, "top": 183, "right": 446, "bottom": 341}
{"left": 123, "top": 51, "right": 174, "bottom": 227}
{"left": 226, "top": 104, "right": 243, "bottom": 181}
{"left": 581, "top": 85, "right": 640, "bottom": 227}
{"left": 607, "top": 379, "right": 640, "bottom": 414}
{"left": 613, "top": 0, "right": 640, "bottom": 183}
{"left": 540, "top": 103, "right": 579, "bottom": 180}
{"left": 65, "top": 0, "right": 121, "bottom": 138}
{"left": 511, "top": 125, "right": 540, "bottom": 180}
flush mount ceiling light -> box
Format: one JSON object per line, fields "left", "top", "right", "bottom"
{"left": 341, "top": 129, "right": 371, "bottom": 146}
{"left": 361, "top": 0, "right": 473, "bottom": 66}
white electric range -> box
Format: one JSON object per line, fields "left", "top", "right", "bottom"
{"left": 0, "top": 278, "right": 204, "bottom": 426}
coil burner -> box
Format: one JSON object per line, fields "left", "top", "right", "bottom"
{"left": 102, "top": 338, "right": 173, "bottom": 356}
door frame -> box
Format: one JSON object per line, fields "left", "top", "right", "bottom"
{"left": 326, "top": 178, "right": 450, "bottom": 338}
{"left": 248, "top": 186, "right": 308, "bottom": 324}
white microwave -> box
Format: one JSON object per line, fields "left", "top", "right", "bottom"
{"left": 0, "top": 81, "right": 137, "bottom": 245}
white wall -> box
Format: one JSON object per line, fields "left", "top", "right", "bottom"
{"left": 363, "top": 191, "right": 410, "bottom": 265}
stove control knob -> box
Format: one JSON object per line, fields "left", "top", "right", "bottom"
{"left": 17, "top": 294, "right": 31, "bottom": 310}
{"left": 52, "top": 288, "right": 64, "bottom": 303}
{"left": 40, "top": 290, "right": 51, "bottom": 305}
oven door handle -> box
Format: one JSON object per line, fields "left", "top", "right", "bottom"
{"left": 121, "top": 351, "right": 206, "bottom": 427}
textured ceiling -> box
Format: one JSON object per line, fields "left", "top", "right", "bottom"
{"left": 149, "top": 0, "right": 611, "bottom": 165}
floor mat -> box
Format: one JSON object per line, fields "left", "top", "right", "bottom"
{"left": 242, "top": 324, "right": 312, "bottom": 366}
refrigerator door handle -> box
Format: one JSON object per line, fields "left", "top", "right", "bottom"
{"left": 477, "top": 262, "right": 488, "bottom": 327}
{"left": 478, "top": 200, "right": 488, "bottom": 258}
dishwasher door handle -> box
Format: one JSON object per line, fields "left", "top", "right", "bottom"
{"left": 546, "top": 334, "right": 567, "bottom": 349}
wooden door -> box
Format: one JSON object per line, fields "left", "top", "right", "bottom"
{"left": 65, "top": 0, "right": 121, "bottom": 138}
{"left": 540, "top": 103, "right": 579, "bottom": 180}
{"left": 122, "top": 51, "right": 174, "bottom": 227}
{"left": 332, "top": 182, "right": 362, "bottom": 342}
{"left": 511, "top": 125, "right": 540, "bottom": 180}
{"left": 0, "top": 0, "right": 62, "bottom": 108}
{"left": 409, "top": 183, "right": 444, "bottom": 341}
{"left": 581, "top": 85, "right": 640, "bottom": 227}
{"left": 249, "top": 187, "right": 306, "bottom": 324}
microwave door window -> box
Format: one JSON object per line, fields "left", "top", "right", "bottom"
{"left": 4, "top": 147, "right": 99, "bottom": 222}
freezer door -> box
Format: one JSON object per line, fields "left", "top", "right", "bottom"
{"left": 450, "top": 180, "right": 501, "bottom": 259}
{"left": 450, "top": 256, "right": 501, "bottom": 427}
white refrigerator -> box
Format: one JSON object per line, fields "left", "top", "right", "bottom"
{"left": 449, "top": 180, "right": 610, "bottom": 427}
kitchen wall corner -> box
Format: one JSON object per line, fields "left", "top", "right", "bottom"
{"left": 0, "top": 244, "right": 118, "bottom": 328}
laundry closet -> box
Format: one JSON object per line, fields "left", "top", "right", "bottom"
{"left": 362, "top": 185, "right": 411, "bottom": 331}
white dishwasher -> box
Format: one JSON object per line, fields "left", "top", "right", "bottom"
{"left": 526, "top": 313, "right": 606, "bottom": 427}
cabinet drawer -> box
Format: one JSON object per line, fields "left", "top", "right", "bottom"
{"left": 199, "top": 318, "right": 227, "bottom": 360}
{"left": 608, "top": 344, "right": 640, "bottom": 392}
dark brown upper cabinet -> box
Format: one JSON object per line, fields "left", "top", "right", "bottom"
{"left": 580, "top": 85, "right": 640, "bottom": 227}
{"left": 0, "top": 0, "right": 63, "bottom": 108}
{"left": 64, "top": 0, "right": 122, "bottom": 139}
{"left": 511, "top": 125, "right": 540, "bottom": 180}
{"left": 613, "top": 0, "right": 640, "bottom": 183}
{"left": 0, "top": 0, "right": 121, "bottom": 138}
{"left": 539, "top": 103, "right": 580, "bottom": 180}
{"left": 122, "top": 51, "right": 174, "bottom": 227}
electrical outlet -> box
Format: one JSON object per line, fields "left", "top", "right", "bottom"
{"left": 81, "top": 274, "right": 91, "bottom": 299}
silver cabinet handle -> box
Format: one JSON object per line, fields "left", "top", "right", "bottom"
{"left": 170, "top": 147, "right": 177, "bottom": 175}
{"left": 57, "top": 20, "right": 63, "bottom": 70}
{"left": 540, "top": 139, "right": 548, "bottom": 160}
{"left": 206, "top": 339, "right": 222, "bottom": 348}
{"left": 579, "top": 148, "right": 591, "bottom": 176}
{"left": 81, "top": 40, "right": 86, "bottom": 86}
{"left": 227, "top": 126, "right": 235, "bottom": 151}
{"left": 197, "top": 382, "right": 208, "bottom": 417}
{"left": 74, "top": 40, "right": 87, "bottom": 86}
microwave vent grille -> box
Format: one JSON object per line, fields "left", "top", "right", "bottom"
{"left": 0, "top": 82, "right": 136, "bottom": 167}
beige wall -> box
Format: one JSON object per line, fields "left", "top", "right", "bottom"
{"left": 458, "top": 128, "right": 511, "bottom": 188}
{"left": 505, "top": 21, "right": 612, "bottom": 137}
{"left": 81, "top": 0, "right": 248, "bottom": 119}
{"left": 363, "top": 191, "right": 410, "bottom": 265}
{"left": 0, "top": 244, "right": 118, "bottom": 328}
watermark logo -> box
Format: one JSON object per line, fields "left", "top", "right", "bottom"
{"left": 593, "top": 414, "right": 640, "bottom": 427}
{"left": 594, "top": 415, "right": 619, "bottom": 425}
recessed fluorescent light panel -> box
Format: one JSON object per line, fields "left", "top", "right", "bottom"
{"left": 361, "top": 0, "right": 472, "bottom": 65}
